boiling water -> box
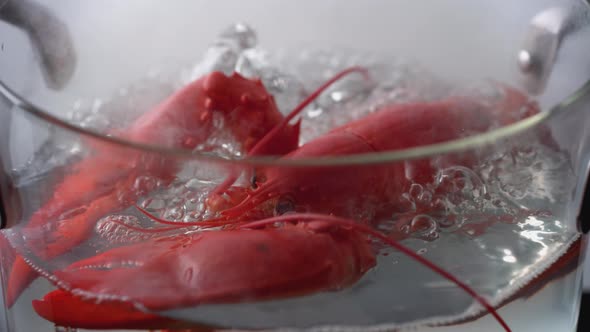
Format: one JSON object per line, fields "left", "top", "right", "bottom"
{"left": 2, "top": 262, "right": 582, "bottom": 332}
{"left": 1, "top": 23, "right": 585, "bottom": 331}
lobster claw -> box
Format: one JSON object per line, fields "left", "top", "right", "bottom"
{"left": 32, "top": 289, "right": 188, "bottom": 330}
{"left": 4, "top": 68, "right": 306, "bottom": 307}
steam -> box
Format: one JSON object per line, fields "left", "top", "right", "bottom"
{"left": 5, "top": 0, "right": 588, "bottom": 114}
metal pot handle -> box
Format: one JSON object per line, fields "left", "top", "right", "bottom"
{"left": 0, "top": 89, "right": 19, "bottom": 230}
{"left": 518, "top": 2, "right": 590, "bottom": 233}
{"left": 518, "top": 1, "right": 590, "bottom": 95}
{"left": 0, "top": 0, "right": 76, "bottom": 90}
{"left": 0, "top": 0, "right": 76, "bottom": 229}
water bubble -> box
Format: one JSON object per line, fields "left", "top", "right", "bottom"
{"left": 396, "top": 193, "right": 417, "bottom": 214}
{"left": 460, "top": 222, "right": 493, "bottom": 238}
{"left": 306, "top": 107, "right": 324, "bottom": 118}
{"left": 274, "top": 199, "right": 295, "bottom": 216}
{"left": 141, "top": 198, "right": 165, "bottom": 211}
{"left": 496, "top": 171, "right": 531, "bottom": 200}
{"left": 116, "top": 189, "right": 136, "bottom": 206}
{"left": 185, "top": 178, "right": 208, "bottom": 190}
{"left": 163, "top": 206, "right": 186, "bottom": 221}
{"left": 408, "top": 215, "right": 439, "bottom": 242}
{"left": 193, "top": 113, "right": 244, "bottom": 158}
{"left": 183, "top": 193, "right": 204, "bottom": 211}
{"left": 479, "top": 141, "right": 571, "bottom": 204}
{"left": 437, "top": 217, "right": 456, "bottom": 229}
{"left": 435, "top": 166, "right": 486, "bottom": 207}
{"left": 400, "top": 224, "right": 410, "bottom": 234}
{"left": 219, "top": 22, "right": 257, "bottom": 50}
{"left": 315, "top": 71, "right": 372, "bottom": 109}
{"left": 460, "top": 80, "right": 504, "bottom": 112}
{"left": 409, "top": 215, "right": 437, "bottom": 234}
{"left": 95, "top": 215, "right": 150, "bottom": 244}
{"left": 512, "top": 147, "right": 537, "bottom": 167}
{"left": 188, "top": 44, "right": 239, "bottom": 80}
{"left": 167, "top": 180, "right": 186, "bottom": 194}
{"left": 134, "top": 176, "right": 158, "bottom": 195}
{"left": 186, "top": 23, "right": 257, "bottom": 82}
{"left": 186, "top": 207, "right": 204, "bottom": 221}
{"left": 376, "top": 218, "right": 397, "bottom": 233}
{"left": 235, "top": 48, "right": 270, "bottom": 77}
{"left": 417, "top": 190, "right": 433, "bottom": 206}
{"left": 170, "top": 196, "right": 184, "bottom": 205}
{"left": 409, "top": 184, "right": 423, "bottom": 199}
{"left": 236, "top": 48, "right": 307, "bottom": 114}
{"left": 11, "top": 135, "right": 88, "bottom": 188}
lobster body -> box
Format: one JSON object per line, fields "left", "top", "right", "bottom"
{"left": 6, "top": 71, "right": 300, "bottom": 307}
{"left": 223, "top": 86, "right": 541, "bottom": 221}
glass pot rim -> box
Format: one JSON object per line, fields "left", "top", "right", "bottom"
{"left": 1, "top": 78, "right": 589, "bottom": 168}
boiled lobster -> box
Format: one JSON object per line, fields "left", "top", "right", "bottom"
{"left": 6, "top": 68, "right": 367, "bottom": 307}
{"left": 28, "top": 75, "right": 551, "bottom": 332}
{"left": 33, "top": 214, "right": 514, "bottom": 331}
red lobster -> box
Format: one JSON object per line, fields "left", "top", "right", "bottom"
{"left": 6, "top": 68, "right": 367, "bottom": 307}
{"left": 31, "top": 76, "right": 549, "bottom": 332}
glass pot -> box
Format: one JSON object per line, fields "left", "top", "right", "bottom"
{"left": 1, "top": 1, "right": 590, "bottom": 331}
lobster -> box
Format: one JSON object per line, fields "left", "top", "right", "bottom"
{"left": 32, "top": 214, "right": 510, "bottom": 331}
{"left": 5, "top": 68, "right": 365, "bottom": 307}
{"left": 32, "top": 235, "right": 585, "bottom": 332}
{"left": 200, "top": 82, "right": 543, "bottom": 224}
{"left": 30, "top": 79, "right": 548, "bottom": 332}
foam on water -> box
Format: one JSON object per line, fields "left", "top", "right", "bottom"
{"left": 236, "top": 48, "right": 308, "bottom": 115}
{"left": 95, "top": 215, "right": 155, "bottom": 244}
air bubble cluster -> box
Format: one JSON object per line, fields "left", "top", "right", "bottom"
{"left": 95, "top": 215, "right": 152, "bottom": 244}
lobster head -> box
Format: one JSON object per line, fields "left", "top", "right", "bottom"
{"left": 202, "top": 71, "right": 300, "bottom": 155}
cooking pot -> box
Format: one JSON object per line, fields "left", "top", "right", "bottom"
{"left": 0, "top": 1, "right": 589, "bottom": 331}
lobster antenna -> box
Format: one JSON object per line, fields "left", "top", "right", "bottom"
{"left": 240, "top": 213, "right": 511, "bottom": 332}
{"left": 215, "top": 179, "right": 284, "bottom": 220}
{"left": 248, "top": 66, "right": 371, "bottom": 157}
{"left": 210, "top": 66, "right": 371, "bottom": 197}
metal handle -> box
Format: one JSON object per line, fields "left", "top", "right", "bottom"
{"left": 0, "top": 88, "right": 20, "bottom": 230}
{"left": 0, "top": 0, "right": 76, "bottom": 229}
{"left": 579, "top": 175, "right": 590, "bottom": 233}
{"left": 0, "top": 0, "right": 76, "bottom": 90}
{"left": 518, "top": 2, "right": 590, "bottom": 95}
